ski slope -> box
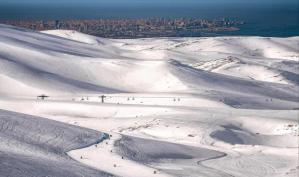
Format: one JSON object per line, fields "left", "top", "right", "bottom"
{"left": 0, "top": 24, "right": 298, "bottom": 177}
{"left": 0, "top": 109, "right": 113, "bottom": 177}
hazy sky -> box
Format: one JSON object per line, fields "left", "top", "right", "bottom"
{"left": 2, "top": 0, "right": 297, "bottom": 4}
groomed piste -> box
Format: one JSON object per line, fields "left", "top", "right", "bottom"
{"left": 0, "top": 24, "right": 298, "bottom": 177}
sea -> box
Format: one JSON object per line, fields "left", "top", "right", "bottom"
{"left": 0, "top": 3, "right": 298, "bottom": 37}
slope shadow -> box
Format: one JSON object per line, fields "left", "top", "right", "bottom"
{"left": 0, "top": 109, "right": 115, "bottom": 177}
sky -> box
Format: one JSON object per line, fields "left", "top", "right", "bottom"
{"left": 1, "top": 0, "right": 298, "bottom": 5}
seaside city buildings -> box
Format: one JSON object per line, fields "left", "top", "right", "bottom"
{"left": 2, "top": 18, "right": 244, "bottom": 38}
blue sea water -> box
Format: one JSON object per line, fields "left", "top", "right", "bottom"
{"left": 0, "top": 3, "right": 298, "bottom": 37}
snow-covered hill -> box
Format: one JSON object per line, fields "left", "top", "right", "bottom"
{"left": 0, "top": 109, "right": 113, "bottom": 177}
{"left": 0, "top": 24, "right": 298, "bottom": 177}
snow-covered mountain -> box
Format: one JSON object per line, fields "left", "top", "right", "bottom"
{"left": 0, "top": 24, "right": 298, "bottom": 177}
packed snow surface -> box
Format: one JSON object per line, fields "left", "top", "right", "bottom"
{"left": 0, "top": 109, "right": 113, "bottom": 177}
{"left": 0, "top": 24, "right": 298, "bottom": 177}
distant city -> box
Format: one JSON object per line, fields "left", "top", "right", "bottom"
{"left": 1, "top": 18, "right": 244, "bottom": 38}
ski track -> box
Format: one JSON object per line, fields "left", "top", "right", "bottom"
{"left": 0, "top": 24, "right": 298, "bottom": 177}
{"left": 0, "top": 109, "right": 114, "bottom": 177}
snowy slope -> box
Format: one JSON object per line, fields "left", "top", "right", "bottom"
{"left": 1, "top": 25, "right": 298, "bottom": 108}
{"left": 0, "top": 109, "right": 113, "bottom": 177}
{"left": 0, "top": 24, "right": 298, "bottom": 177}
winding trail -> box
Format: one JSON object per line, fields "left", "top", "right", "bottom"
{"left": 0, "top": 109, "right": 114, "bottom": 177}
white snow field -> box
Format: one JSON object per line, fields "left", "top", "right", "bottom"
{"left": 0, "top": 24, "right": 298, "bottom": 177}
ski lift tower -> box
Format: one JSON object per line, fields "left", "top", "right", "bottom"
{"left": 100, "top": 95, "right": 106, "bottom": 103}
{"left": 37, "top": 94, "right": 49, "bottom": 100}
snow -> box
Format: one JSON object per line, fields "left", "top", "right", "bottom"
{"left": 0, "top": 109, "right": 113, "bottom": 177}
{"left": 0, "top": 24, "right": 298, "bottom": 177}
{"left": 68, "top": 133, "right": 173, "bottom": 177}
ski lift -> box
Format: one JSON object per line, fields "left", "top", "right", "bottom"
{"left": 37, "top": 94, "right": 49, "bottom": 100}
